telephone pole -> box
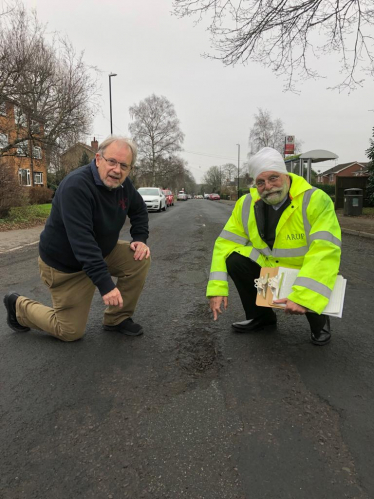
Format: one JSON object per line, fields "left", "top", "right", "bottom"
{"left": 236, "top": 144, "right": 240, "bottom": 199}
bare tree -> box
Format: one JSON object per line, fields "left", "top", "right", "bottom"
{"left": 249, "top": 108, "right": 286, "bottom": 155}
{"left": 222, "top": 162, "right": 237, "bottom": 183}
{"left": 132, "top": 153, "right": 195, "bottom": 193}
{"left": 172, "top": 0, "right": 374, "bottom": 91}
{"left": 203, "top": 165, "right": 221, "bottom": 192}
{"left": 181, "top": 167, "right": 197, "bottom": 194}
{"left": 129, "top": 94, "right": 185, "bottom": 185}
{"left": 0, "top": 5, "right": 98, "bottom": 181}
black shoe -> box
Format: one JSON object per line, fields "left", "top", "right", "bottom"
{"left": 3, "top": 292, "right": 30, "bottom": 332}
{"left": 232, "top": 313, "right": 277, "bottom": 333}
{"left": 310, "top": 316, "right": 331, "bottom": 346}
{"left": 103, "top": 318, "right": 144, "bottom": 336}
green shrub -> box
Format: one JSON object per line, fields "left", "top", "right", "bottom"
{"left": 363, "top": 207, "right": 374, "bottom": 216}
{"left": 314, "top": 183, "right": 335, "bottom": 196}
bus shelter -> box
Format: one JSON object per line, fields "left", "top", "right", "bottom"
{"left": 285, "top": 149, "right": 338, "bottom": 183}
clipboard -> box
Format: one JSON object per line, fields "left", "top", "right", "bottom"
{"left": 255, "top": 266, "right": 346, "bottom": 318}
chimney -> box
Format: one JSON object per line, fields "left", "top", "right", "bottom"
{"left": 91, "top": 137, "right": 98, "bottom": 151}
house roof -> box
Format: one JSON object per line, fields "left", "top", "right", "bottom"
{"left": 321, "top": 161, "right": 370, "bottom": 176}
{"left": 61, "top": 142, "right": 96, "bottom": 157}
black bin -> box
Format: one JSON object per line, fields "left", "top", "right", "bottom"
{"left": 344, "top": 188, "right": 363, "bottom": 216}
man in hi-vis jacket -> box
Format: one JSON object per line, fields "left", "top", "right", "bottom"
{"left": 207, "top": 147, "right": 341, "bottom": 346}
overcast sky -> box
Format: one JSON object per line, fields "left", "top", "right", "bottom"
{"left": 23, "top": 0, "right": 374, "bottom": 183}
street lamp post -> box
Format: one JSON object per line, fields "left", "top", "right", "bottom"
{"left": 236, "top": 143, "right": 240, "bottom": 200}
{"left": 109, "top": 73, "right": 117, "bottom": 135}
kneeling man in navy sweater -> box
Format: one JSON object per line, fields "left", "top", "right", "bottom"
{"left": 4, "top": 136, "right": 151, "bottom": 341}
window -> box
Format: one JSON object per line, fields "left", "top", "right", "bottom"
{"left": 31, "top": 120, "right": 40, "bottom": 133}
{"left": 329, "top": 174, "right": 334, "bottom": 182}
{"left": 19, "top": 168, "right": 31, "bottom": 186}
{"left": 32, "top": 146, "right": 42, "bottom": 159}
{"left": 14, "top": 106, "right": 27, "bottom": 127}
{"left": 33, "top": 172, "right": 43, "bottom": 185}
{"left": 0, "top": 101, "right": 6, "bottom": 116}
{"left": 138, "top": 188, "right": 160, "bottom": 196}
{"left": 17, "top": 140, "right": 28, "bottom": 156}
{"left": 0, "top": 133, "right": 8, "bottom": 149}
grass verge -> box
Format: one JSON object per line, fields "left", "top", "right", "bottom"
{"left": 363, "top": 207, "right": 374, "bottom": 217}
{"left": 0, "top": 204, "right": 52, "bottom": 231}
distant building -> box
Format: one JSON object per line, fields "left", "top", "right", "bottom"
{"left": 0, "top": 97, "right": 48, "bottom": 188}
{"left": 60, "top": 138, "right": 98, "bottom": 172}
{"left": 317, "top": 162, "right": 370, "bottom": 185}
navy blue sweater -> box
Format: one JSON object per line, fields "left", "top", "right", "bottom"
{"left": 39, "top": 160, "right": 149, "bottom": 296}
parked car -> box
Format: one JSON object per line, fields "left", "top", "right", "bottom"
{"left": 138, "top": 187, "right": 167, "bottom": 212}
{"left": 177, "top": 191, "right": 188, "bottom": 201}
{"left": 209, "top": 193, "right": 221, "bottom": 200}
{"left": 162, "top": 189, "right": 174, "bottom": 207}
{"left": 204, "top": 193, "right": 210, "bottom": 199}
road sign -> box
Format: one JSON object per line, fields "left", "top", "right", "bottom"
{"left": 284, "top": 136, "right": 295, "bottom": 155}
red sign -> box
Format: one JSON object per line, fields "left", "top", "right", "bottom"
{"left": 284, "top": 136, "right": 295, "bottom": 155}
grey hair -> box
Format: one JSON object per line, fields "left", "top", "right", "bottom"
{"left": 97, "top": 136, "right": 138, "bottom": 167}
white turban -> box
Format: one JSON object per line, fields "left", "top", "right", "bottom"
{"left": 249, "top": 147, "right": 288, "bottom": 180}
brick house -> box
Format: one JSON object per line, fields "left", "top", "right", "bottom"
{"left": 317, "top": 162, "right": 370, "bottom": 185}
{"left": 0, "top": 98, "right": 48, "bottom": 188}
{"left": 60, "top": 138, "right": 98, "bottom": 172}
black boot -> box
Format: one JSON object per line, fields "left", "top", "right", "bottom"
{"left": 3, "top": 292, "right": 30, "bottom": 332}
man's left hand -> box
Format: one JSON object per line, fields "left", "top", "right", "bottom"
{"left": 130, "top": 241, "right": 150, "bottom": 260}
{"left": 273, "top": 298, "right": 307, "bottom": 315}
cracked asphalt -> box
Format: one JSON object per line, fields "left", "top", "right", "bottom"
{"left": 1, "top": 200, "right": 373, "bottom": 498}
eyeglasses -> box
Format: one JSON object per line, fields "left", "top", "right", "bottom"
{"left": 255, "top": 175, "right": 281, "bottom": 188}
{"left": 101, "top": 154, "right": 132, "bottom": 172}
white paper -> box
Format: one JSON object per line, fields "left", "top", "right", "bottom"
{"left": 322, "top": 277, "right": 347, "bottom": 318}
{"left": 276, "top": 267, "right": 299, "bottom": 300}
{"left": 273, "top": 267, "right": 346, "bottom": 318}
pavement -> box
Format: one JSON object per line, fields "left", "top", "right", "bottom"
{"left": 0, "top": 225, "right": 43, "bottom": 254}
{"left": 0, "top": 207, "right": 373, "bottom": 254}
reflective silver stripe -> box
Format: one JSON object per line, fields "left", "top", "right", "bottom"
{"left": 302, "top": 188, "right": 316, "bottom": 247}
{"left": 209, "top": 271, "right": 228, "bottom": 281}
{"left": 272, "top": 247, "right": 308, "bottom": 257}
{"left": 219, "top": 229, "right": 248, "bottom": 245}
{"left": 294, "top": 277, "right": 332, "bottom": 299}
{"left": 258, "top": 247, "right": 272, "bottom": 256}
{"left": 309, "top": 231, "right": 341, "bottom": 247}
{"left": 249, "top": 248, "right": 262, "bottom": 263}
{"left": 241, "top": 194, "right": 252, "bottom": 238}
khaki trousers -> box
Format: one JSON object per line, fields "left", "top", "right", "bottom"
{"left": 16, "top": 241, "right": 151, "bottom": 342}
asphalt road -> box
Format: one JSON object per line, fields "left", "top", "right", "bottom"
{"left": 1, "top": 200, "right": 373, "bottom": 499}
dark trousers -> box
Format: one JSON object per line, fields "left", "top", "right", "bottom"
{"left": 226, "top": 252, "right": 326, "bottom": 332}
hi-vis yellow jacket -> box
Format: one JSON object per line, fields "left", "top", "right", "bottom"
{"left": 207, "top": 173, "right": 341, "bottom": 314}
